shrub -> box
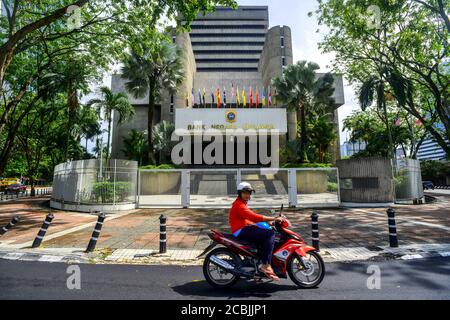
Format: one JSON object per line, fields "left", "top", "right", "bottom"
{"left": 282, "top": 163, "right": 332, "bottom": 168}
{"left": 92, "top": 181, "right": 132, "bottom": 203}
{"left": 140, "top": 164, "right": 181, "bottom": 170}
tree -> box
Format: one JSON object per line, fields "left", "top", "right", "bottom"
{"left": 121, "top": 39, "right": 184, "bottom": 165}
{"left": 153, "top": 120, "right": 175, "bottom": 165}
{"left": 86, "top": 86, "right": 134, "bottom": 163}
{"left": 271, "top": 60, "right": 336, "bottom": 163}
{"left": 306, "top": 113, "right": 338, "bottom": 163}
{"left": 122, "top": 129, "right": 148, "bottom": 166}
{"left": 312, "top": 0, "right": 450, "bottom": 157}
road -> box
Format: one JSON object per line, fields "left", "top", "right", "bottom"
{"left": 0, "top": 257, "right": 449, "bottom": 300}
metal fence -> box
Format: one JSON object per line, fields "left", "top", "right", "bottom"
{"left": 52, "top": 159, "right": 138, "bottom": 206}
{"left": 138, "top": 168, "right": 340, "bottom": 208}
{"left": 52, "top": 160, "right": 340, "bottom": 209}
{"left": 395, "top": 158, "right": 424, "bottom": 202}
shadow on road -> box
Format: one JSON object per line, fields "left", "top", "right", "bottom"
{"left": 171, "top": 280, "right": 304, "bottom": 299}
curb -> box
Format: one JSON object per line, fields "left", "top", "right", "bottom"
{"left": 1, "top": 244, "right": 449, "bottom": 266}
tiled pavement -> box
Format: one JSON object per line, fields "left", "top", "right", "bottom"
{"left": 0, "top": 193, "right": 449, "bottom": 264}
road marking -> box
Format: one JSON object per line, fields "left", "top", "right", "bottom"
{"left": 401, "top": 254, "right": 424, "bottom": 260}
{"left": 38, "top": 255, "right": 64, "bottom": 262}
{"left": 3, "top": 253, "right": 24, "bottom": 260}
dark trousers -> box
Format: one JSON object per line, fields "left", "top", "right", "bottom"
{"left": 237, "top": 225, "right": 275, "bottom": 265}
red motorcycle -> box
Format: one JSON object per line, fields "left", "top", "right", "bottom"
{"left": 198, "top": 205, "right": 325, "bottom": 289}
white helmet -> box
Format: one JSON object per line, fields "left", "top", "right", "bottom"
{"left": 237, "top": 182, "right": 255, "bottom": 194}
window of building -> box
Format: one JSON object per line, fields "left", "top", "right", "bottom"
{"left": 170, "top": 95, "right": 174, "bottom": 114}
{"left": 280, "top": 36, "right": 285, "bottom": 48}
{"left": 172, "top": 36, "right": 176, "bottom": 43}
{"left": 281, "top": 56, "right": 286, "bottom": 66}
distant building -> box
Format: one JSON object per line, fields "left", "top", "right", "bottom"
{"left": 417, "top": 139, "right": 448, "bottom": 161}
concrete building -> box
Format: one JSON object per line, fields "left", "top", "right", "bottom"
{"left": 111, "top": 5, "right": 345, "bottom": 166}
{"left": 417, "top": 139, "right": 448, "bottom": 161}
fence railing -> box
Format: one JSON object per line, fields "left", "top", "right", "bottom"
{"left": 138, "top": 168, "right": 340, "bottom": 208}
{"left": 0, "top": 187, "right": 53, "bottom": 201}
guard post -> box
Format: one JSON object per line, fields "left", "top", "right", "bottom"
{"left": 387, "top": 208, "right": 399, "bottom": 247}
{"left": 159, "top": 215, "right": 167, "bottom": 254}
{"left": 311, "top": 211, "right": 320, "bottom": 251}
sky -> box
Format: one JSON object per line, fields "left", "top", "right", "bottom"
{"left": 86, "top": 0, "right": 359, "bottom": 153}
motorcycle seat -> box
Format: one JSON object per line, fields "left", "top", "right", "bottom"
{"left": 222, "top": 233, "right": 259, "bottom": 249}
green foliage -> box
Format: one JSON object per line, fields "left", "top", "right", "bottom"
{"left": 92, "top": 181, "right": 132, "bottom": 203}
{"left": 421, "top": 160, "right": 450, "bottom": 182}
{"left": 327, "top": 182, "right": 338, "bottom": 192}
{"left": 122, "top": 129, "right": 148, "bottom": 166}
{"left": 272, "top": 60, "right": 336, "bottom": 163}
{"left": 312, "top": 0, "right": 450, "bottom": 157}
{"left": 140, "top": 164, "right": 181, "bottom": 170}
{"left": 282, "top": 163, "right": 332, "bottom": 168}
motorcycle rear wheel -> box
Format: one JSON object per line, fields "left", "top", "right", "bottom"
{"left": 287, "top": 251, "right": 325, "bottom": 288}
{"left": 203, "top": 247, "right": 240, "bottom": 288}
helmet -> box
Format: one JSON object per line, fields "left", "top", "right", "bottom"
{"left": 237, "top": 182, "right": 255, "bottom": 194}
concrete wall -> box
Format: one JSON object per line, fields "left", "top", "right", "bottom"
{"left": 336, "top": 157, "right": 395, "bottom": 203}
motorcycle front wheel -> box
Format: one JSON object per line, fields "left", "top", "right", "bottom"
{"left": 287, "top": 251, "right": 325, "bottom": 288}
{"left": 203, "top": 247, "right": 240, "bottom": 288}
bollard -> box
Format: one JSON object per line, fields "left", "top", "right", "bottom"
{"left": 311, "top": 211, "right": 320, "bottom": 251}
{"left": 387, "top": 208, "right": 399, "bottom": 247}
{"left": 32, "top": 213, "right": 54, "bottom": 248}
{"left": 86, "top": 212, "right": 106, "bottom": 252}
{"left": 159, "top": 215, "right": 167, "bottom": 254}
{"left": 0, "top": 216, "right": 21, "bottom": 236}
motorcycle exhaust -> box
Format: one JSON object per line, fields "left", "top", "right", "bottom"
{"left": 209, "top": 256, "right": 255, "bottom": 278}
{"left": 210, "top": 255, "right": 235, "bottom": 270}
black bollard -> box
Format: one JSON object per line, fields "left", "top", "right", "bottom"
{"left": 387, "top": 208, "right": 399, "bottom": 247}
{"left": 159, "top": 215, "right": 167, "bottom": 254}
{"left": 32, "top": 213, "right": 54, "bottom": 248}
{"left": 86, "top": 212, "right": 106, "bottom": 253}
{"left": 0, "top": 216, "right": 21, "bottom": 236}
{"left": 311, "top": 211, "right": 320, "bottom": 251}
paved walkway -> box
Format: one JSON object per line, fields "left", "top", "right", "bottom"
{"left": 0, "top": 193, "right": 449, "bottom": 264}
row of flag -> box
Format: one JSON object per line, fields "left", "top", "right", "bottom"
{"left": 393, "top": 116, "right": 424, "bottom": 127}
{"left": 186, "top": 84, "right": 277, "bottom": 108}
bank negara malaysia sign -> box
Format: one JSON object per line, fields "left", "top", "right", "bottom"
{"left": 175, "top": 109, "right": 288, "bottom": 133}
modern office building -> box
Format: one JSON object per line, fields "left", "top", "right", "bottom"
{"left": 417, "top": 139, "right": 448, "bottom": 161}
{"left": 111, "top": 6, "right": 345, "bottom": 166}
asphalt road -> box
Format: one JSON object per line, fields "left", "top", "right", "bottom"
{"left": 0, "top": 257, "right": 449, "bottom": 300}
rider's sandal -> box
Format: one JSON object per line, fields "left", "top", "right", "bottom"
{"left": 260, "top": 268, "right": 280, "bottom": 281}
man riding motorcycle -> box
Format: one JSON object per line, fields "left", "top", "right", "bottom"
{"left": 229, "top": 182, "right": 285, "bottom": 281}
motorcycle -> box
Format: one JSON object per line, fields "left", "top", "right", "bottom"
{"left": 198, "top": 205, "right": 325, "bottom": 289}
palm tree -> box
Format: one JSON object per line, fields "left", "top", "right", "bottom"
{"left": 87, "top": 87, "right": 135, "bottom": 163}
{"left": 358, "top": 66, "right": 407, "bottom": 163}
{"left": 122, "top": 129, "right": 148, "bottom": 166}
{"left": 153, "top": 120, "right": 175, "bottom": 165}
{"left": 271, "top": 61, "right": 335, "bottom": 163}
{"left": 121, "top": 40, "right": 184, "bottom": 165}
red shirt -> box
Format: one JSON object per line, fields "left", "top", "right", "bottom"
{"left": 229, "top": 197, "right": 264, "bottom": 234}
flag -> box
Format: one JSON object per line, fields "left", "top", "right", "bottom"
{"left": 415, "top": 118, "right": 423, "bottom": 126}
{"left": 231, "top": 82, "right": 235, "bottom": 103}
{"left": 237, "top": 86, "right": 241, "bottom": 107}
{"left": 262, "top": 87, "right": 266, "bottom": 107}
{"left": 202, "top": 88, "right": 206, "bottom": 106}
{"left": 268, "top": 86, "right": 272, "bottom": 107}
{"left": 272, "top": 87, "right": 277, "bottom": 106}
{"left": 249, "top": 87, "right": 253, "bottom": 108}
{"left": 191, "top": 88, "right": 195, "bottom": 106}
{"left": 185, "top": 92, "right": 189, "bottom": 107}
{"left": 223, "top": 87, "right": 227, "bottom": 108}
{"left": 198, "top": 89, "right": 202, "bottom": 107}
{"left": 242, "top": 87, "right": 247, "bottom": 107}
{"left": 256, "top": 87, "right": 259, "bottom": 107}
{"left": 217, "top": 88, "right": 221, "bottom": 107}
{"left": 211, "top": 87, "right": 215, "bottom": 106}
{"left": 393, "top": 117, "right": 401, "bottom": 126}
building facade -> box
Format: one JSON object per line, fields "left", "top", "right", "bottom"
{"left": 111, "top": 6, "right": 345, "bottom": 166}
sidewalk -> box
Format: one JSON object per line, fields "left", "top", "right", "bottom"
{"left": 0, "top": 194, "right": 449, "bottom": 265}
